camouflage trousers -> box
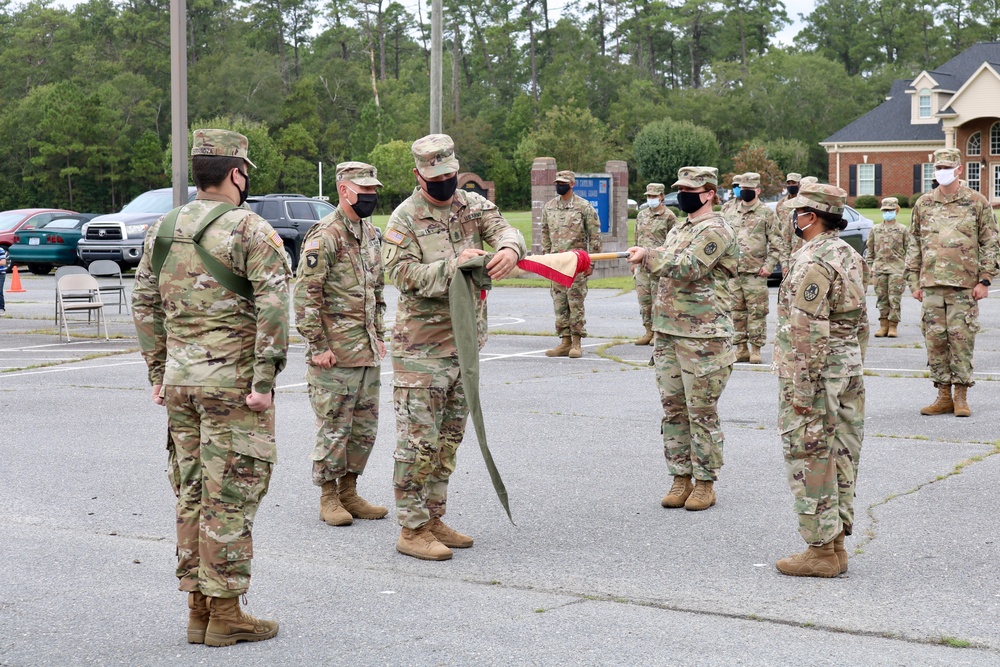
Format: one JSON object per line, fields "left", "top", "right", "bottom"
{"left": 730, "top": 273, "right": 769, "bottom": 347}
{"left": 164, "top": 385, "right": 275, "bottom": 598}
{"left": 654, "top": 333, "right": 733, "bottom": 481}
{"left": 391, "top": 356, "right": 469, "bottom": 529}
{"left": 778, "top": 375, "right": 864, "bottom": 547}
{"left": 551, "top": 273, "right": 589, "bottom": 337}
{"left": 307, "top": 365, "right": 380, "bottom": 486}
{"left": 873, "top": 272, "right": 906, "bottom": 323}
{"left": 921, "top": 286, "right": 979, "bottom": 387}
{"left": 634, "top": 267, "right": 657, "bottom": 328}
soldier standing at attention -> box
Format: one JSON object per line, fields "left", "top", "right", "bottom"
{"left": 632, "top": 183, "right": 677, "bottom": 345}
{"left": 907, "top": 148, "right": 999, "bottom": 417}
{"left": 722, "top": 172, "right": 785, "bottom": 364}
{"left": 627, "top": 167, "right": 737, "bottom": 512}
{"left": 293, "top": 162, "right": 388, "bottom": 527}
{"left": 774, "top": 183, "right": 868, "bottom": 578}
{"left": 132, "top": 129, "right": 290, "bottom": 646}
{"left": 542, "top": 170, "right": 602, "bottom": 359}
{"left": 382, "top": 134, "right": 526, "bottom": 561}
{"left": 774, "top": 173, "right": 801, "bottom": 276}
{"left": 720, "top": 173, "right": 742, "bottom": 217}
{"left": 866, "top": 197, "right": 909, "bottom": 338}
{"left": 783, "top": 176, "right": 818, "bottom": 275}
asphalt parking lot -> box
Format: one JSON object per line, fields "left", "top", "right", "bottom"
{"left": 2, "top": 272, "right": 1000, "bottom": 666}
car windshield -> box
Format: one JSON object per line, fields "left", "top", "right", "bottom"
{"left": 121, "top": 190, "right": 176, "bottom": 214}
{"left": 0, "top": 212, "right": 27, "bottom": 231}
{"left": 43, "top": 219, "right": 82, "bottom": 229}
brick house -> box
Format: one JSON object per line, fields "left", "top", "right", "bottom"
{"left": 820, "top": 42, "right": 1000, "bottom": 207}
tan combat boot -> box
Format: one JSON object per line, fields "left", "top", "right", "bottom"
{"left": 833, "top": 530, "right": 848, "bottom": 574}
{"left": 338, "top": 473, "right": 388, "bottom": 519}
{"left": 568, "top": 335, "right": 583, "bottom": 358}
{"left": 187, "top": 591, "right": 210, "bottom": 644}
{"left": 428, "top": 517, "right": 474, "bottom": 548}
{"left": 320, "top": 481, "right": 353, "bottom": 526}
{"left": 953, "top": 384, "right": 971, "bottom": 417}
{"left": 874, "top": 319, "right": 889, "bottom": 337}
{"left": 920, "top": 384, "right": 953, "bottom": 416}
{"left": 635, "top": 324, "right": 654, "bottom": 346}
{"left": 396, "top": 523, "right": 453, "bottom": 561}
{"left": 749, "top": 345, "right": 762, "bottom": 364}
{"left": 887, "top": 321, "right": 898, "bottom": 337}
{"left": 661, "top": 475, "right": 694, "bottom": 508}
{"left": 735, "top": 343, "right": 750, "bottom": 363}
{"left": 684, "top": 480, "right": 716, "bottom": 511}
{"left": 545, "top": 336, "right": 571, "bottom": 357}
{"left": 776, "top": 541, "right": 840, "bottom": 578}
{"left": 204, "top": 596, "right": 279, "bottom": 647}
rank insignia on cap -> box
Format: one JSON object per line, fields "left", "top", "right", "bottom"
{"left": 384, "top": 228, "right": 405, "bottom": 245}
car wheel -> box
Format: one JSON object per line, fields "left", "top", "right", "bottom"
{"left": 285, "top": 247, "right": 296, "bottom": 272}
{"left": 27, "top": 263, "right": 52, "bottom": 275}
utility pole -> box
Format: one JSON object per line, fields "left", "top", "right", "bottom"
{"left": 170, "top": 0, "right": 188, "bottom": 207}
{"left": 430, "top": 0, "right": 442, "bottom": 133}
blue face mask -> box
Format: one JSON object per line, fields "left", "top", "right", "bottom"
{"left": 882, "top": 211, "right": 896, "bottom": 221}
{"left": 733, "top": 186, "right": 741, "bottom": 198}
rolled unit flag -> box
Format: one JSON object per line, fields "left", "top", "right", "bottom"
{"left": 513, "top": 250, "right": 630, "bottom": 287}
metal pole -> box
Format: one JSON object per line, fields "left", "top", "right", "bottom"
{"left": 170, "top": 0, "right": 188, "bottom": 207}
{"left": 318, "top": 162, "right": 323, "bottom": 199}
{"left": 430, "top": 0, "right": 442, "bottom": 133}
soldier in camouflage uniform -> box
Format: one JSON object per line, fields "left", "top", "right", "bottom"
{"left": 132, "top": 129, "right": 289, "bottom": 645}
{"left": 774, "top": 182, "right": 868, "bottom": 578}
{"left": 774, "top": 173, "right": 801, "bottom": 276}
{"left": 382, "top": 134, "right": 526, "bottom": 561}
{"left": 782, "top": 176, "right": 818, "bottom": 275}
{"left": 719, "top": 173, "right": 742, "bottom": 217}
{"left": 542, "top": 170, "right": 602, "bottom": 359}
{"left": 906, "top": 148, "right": 999, "bottom": 418}
{"left": 866, "top": 197, "right": 909, "bottom": 338}
{"left": 633, "top": 183, "right": 677, "bottom": 345}
{"left": 293, "top": 161, "right": 388, "bottom": 528}
{"left": 722, "top": 172, "right": 785, "bottom": 364}
{"left": 627, "top": 166, "right": 737, "bottom": 512}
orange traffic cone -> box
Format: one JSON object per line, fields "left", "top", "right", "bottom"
{"left": 7, "top": 265, "right": 26, "bottom": 293}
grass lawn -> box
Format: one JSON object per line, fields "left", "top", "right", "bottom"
{"left": 855, "top": 208, "right": 912, "bottom": 226}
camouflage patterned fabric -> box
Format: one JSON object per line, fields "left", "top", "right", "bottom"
{"left": 634, "top": 204, "right": 677, "bottom": 327}
{"left": 723, "top": 197, "right": 784, "bottom": 347}
{"left": 907, "top": 184, "right": 998, "bottom": 387}
{"left": 780, "top": 177, "right": 818, "bottom": 268}
{"left": 307, "top": 367, "right": 380, "bottom": 485}
{"left": 411, "top": 134, "right": 460, "bottom": 178}
{"left": 541, "top": 193, "right": 602, "bottom": 337}
{"left": 191, "top": 129, "right": 257, "bottom": 168}
{"left": 865, "top": 219, "right": 909, "bottom": 323}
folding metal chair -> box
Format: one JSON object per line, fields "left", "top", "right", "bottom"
{"left": 54, "top": 266, "right": 90, "bottom": 324}
{"left": 56, "top": 273, "right": 109, "bottom": 342}
{"left": 88, "top": 260, "right": 130, "bottom": 314}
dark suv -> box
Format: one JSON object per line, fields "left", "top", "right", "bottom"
{"left": 246, "top": 194, "right": 336, "bottom": 270}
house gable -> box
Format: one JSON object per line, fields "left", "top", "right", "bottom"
{"left": 942, "top": 62, "right": 1000, "bottom": 122}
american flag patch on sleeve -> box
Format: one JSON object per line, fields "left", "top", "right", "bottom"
{"left": 305, "top": 239, "right": 320, "bottom": 252}
{"left": 384, "top": 228, "right": 405, "bottom": 245}
{"left": 268, "top": 230, "right": 283, "bottom": 247}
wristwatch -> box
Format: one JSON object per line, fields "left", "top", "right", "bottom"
{"left": 980, "top": 279, "right": 992, "bottom": 287}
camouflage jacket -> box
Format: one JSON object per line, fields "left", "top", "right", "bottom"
{"left": 382, "top": 188, "right": 526, "bottom": 358}
{"left": 774, "top": 231, "right": 868, "bottom": 408}
{"left": 635, "top": 205, "right": 677, "bottom": 248}
{"left": 775, "top": 193, "right": 800, "bottom": 269}
{"left": 723, "top": 198, "right": 785, "bottom": 274}
{"left": 293, "top": 206, "right": 385, "bottom": 372}
{"left": 645, "top": 211, "right": 737, "bottom": 339}
{"left": 906, "top": 185, "right": 999, "bottom": 291}
{"left": 132, "top": 194, "right": 290, "bottom": 393}
{"left": 865, "top": 221, "right": 909, "bottom": 275}
{"left": 541, "top": 194, "right": 602, "bottom": 254}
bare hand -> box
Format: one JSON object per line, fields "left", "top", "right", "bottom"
{"left": 973, "top": 283, "right": 989, "bottom": 300}
{"left": 458, "top": 247, "right": 488, "bottom": 264}
{"left": 151, "top": 384, "right": 165, "bottom": 406}
{"left": 913, "top": 288, "right": 923, "bottom": 302}
{"left": 782, "top": 267, "right": 789, "bottom": 277}
{"left": 246, "top": 390, "right": 272, "bottom": 412}
{"left": 794, "top": 405, "right": 811, "bottom": 416}
{"left": 758, "top": 266, "right": 771, "bottom": 278}
{"left": 312, "top": 349, "right": 336, "bottom": 369}
{"left": 486, "top": 248, "right": 518, "bottom": 281}
{"left": 377, "top": 339, "right": 386, "bottom": 359}
{"left": 585, "top": 266, "right": 594, "bottom": 277}
{"left": 626, "top": 246, "right": 646, "bottom": 265}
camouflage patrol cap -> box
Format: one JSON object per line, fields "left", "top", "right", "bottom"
{"left": 741, "top": 172, "right": 761, "bottom": 188}
{"left": 555, "top": 170, "right": 576, "bottom": 184}
{"left": 880, "top": 197, "right": 899, "bottom": 210}
{"left": 191, "top": 129, "right": 257, "bottom": 168}
{"left": 782, "top": 182, "right": 846, "bottom": 215}
{"left": 731, "top": 174, "right": 743, "bottom": 186}
{"left": 933, "top": 148, "right": 962, "bottom": 168}
{"left": 411, "top": 134, "right": 460, "bottom": 178}
{"left": 786, "top": 173, "right": 802, "bottom": 183}
{"left": 800, "top": 176, "right": 819, "bottom": 187}
{"left": 336, "top": 161, "right": 382, "bottom": 187}
{"left": 672, "top": 166, "right": 718, "bottom": 189}
{"left": 644, "top": 183, "right": 665, "bottom": 196}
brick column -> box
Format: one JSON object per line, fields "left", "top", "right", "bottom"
{"left": 531, "top": 157, "right": 557, "bottom": 255}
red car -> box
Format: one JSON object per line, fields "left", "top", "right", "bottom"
{"left": 0, "top": 208, "right": 78, "bottom": 251}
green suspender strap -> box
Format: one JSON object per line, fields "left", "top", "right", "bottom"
{"left": 150, "top": 203, "right": 255, "bottom": 301}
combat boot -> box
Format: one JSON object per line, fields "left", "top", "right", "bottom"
{"left": 428, "top": 517, "right": 474, "bottom": 548}
{"left": 776, "top": 542, "right": 840, "bottom": 578}
{"left": 320, "top": 481, "right": 353, "bottom": 526}
{"left": 568, "top": 335, "right": 583, "bottom": 358}
{"left": 749, "top": 345, "right": 762, "bottom": 364}
{"left": 684, "top": 480, "right": 716, "bottom": 511}
{"left": 204, "top": 596, "right": 279, "bottom": 647}
{"left": 735, "top": 343, "right": 750, "bottom": 363}
{"left": 187, "top": 591, "right": 210, "bottom": 644}
{"left": 396, "top": 523, "right": 453, "bottom": 561}
{"left": 634, "top": 324, "right": 654, "bottom": 346}
{"left": 874, "top": 319, "right": 889, "bottom": 337}
{"left": 887, "top": 321, "right": 898, "bottom": 338}
{"left": 953, "top": 385, "right": 971, "bottom": 417}
{"left": 660, "top": 475, "right": 694, "bottom": 508}
{"left": 833, "top": 530, "right": 848, "bottom": 574}
{"left": 545, "top": 336, "right": 571, "bottom": 357}
{"left": 338, "top": 473, "right": 388, "bottom": 519}
{"left": 920, "top": 384, "right": 953, "bottom": 416}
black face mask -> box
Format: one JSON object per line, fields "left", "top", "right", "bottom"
{"left": 422, "top": 174, "right": 459, "bottom": 201}
{"left": 740, "top": 188, "right": 757, "bottom": 202}
{"left": 235, "top": 171, "right": 250, "bottom": 206}
{"left": 677, "top": 191, "right": 706, "bottom": 214}
{"left": 556, "top": 183, "right": 572, "bottom": 196}
{"left": 350, "top": 193, "right": 378, "bottom": 219}
{"left": 786, "top": 185, "right": 799, "bottom": 196}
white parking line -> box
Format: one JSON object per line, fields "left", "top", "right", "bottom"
{"left": 0, "top": 360, "right": 146, "bottom": 378}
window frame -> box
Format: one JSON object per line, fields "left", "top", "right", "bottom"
{"left": 967, "top": 161, "right": 981, "bottom": 193}
{"left": 922, "top": 163, "right": 935, "bottom": 192}
{"left": 968, "top": 131, "right": 981, "bottom": 157}
{"left": 991, "top": 122, "right": 1000, "bottom": 155}
{"left": 918, "top": 89, "right": 932, "bottom": 118}
{"left": 857, "top": 163, "right": 876, "bottom": 196}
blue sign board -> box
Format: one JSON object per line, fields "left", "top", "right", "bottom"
{"left": 573, "top": 174, "right": 612, "bottom": 233}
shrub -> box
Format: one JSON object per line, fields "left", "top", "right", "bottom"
{"left": 853, "top": 195, "right": 879, "bottom": 209}
{"left": 890, "top": 194, "right": 910, "bottom": 208}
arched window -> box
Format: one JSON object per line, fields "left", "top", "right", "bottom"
{"left": 991, "top": 122, "right": 1000, "bottom": 155}
{"left": 919, "top": 89, "right": 932, "bottom": 118}
{"left": 967, "top": 131, "right": 981, "bottom": 157}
